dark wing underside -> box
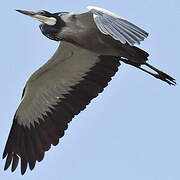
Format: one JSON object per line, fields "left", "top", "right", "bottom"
{"left": 3, "top": 40, "right": 120, "bottom": 174}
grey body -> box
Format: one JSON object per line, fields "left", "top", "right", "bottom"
{"left": 59, "top": 12, "right": 120, "bottom": 54}
{"left": 56, "top": 12, "right": 147, "bottom": 62}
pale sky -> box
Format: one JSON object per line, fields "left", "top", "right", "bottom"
{"left": 0, "top": 0, "right": 179, "bottom": 180}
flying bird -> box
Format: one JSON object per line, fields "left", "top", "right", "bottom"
{"left": 3, "top": 6, "right": 176, "bottom": 175}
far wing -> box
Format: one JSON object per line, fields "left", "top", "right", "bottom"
{"left": 3, "top": 41, "right": 120, "bottom": 174}
{"left": 87, "top": 6, "right": 148, "bottom": 46}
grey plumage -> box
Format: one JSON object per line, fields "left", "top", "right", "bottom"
{"left": 3, "top": 6, "right": 176, "bottom": 175}
{"left": 88, "top": 6, "right": 148, "bottom": 45}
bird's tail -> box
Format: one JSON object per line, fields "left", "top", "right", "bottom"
{"left": 120, "top": 58, "right": 176, "bottom": 85}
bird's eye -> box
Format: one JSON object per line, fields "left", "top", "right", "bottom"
{"left": 40, "top": 11, "right": 45, "bottom": 15}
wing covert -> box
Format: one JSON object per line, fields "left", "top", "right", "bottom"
{"left": 87, "top": 6, "right": 148, "bottom": 46}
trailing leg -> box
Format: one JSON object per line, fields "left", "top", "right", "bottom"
{"left": 119, "top": 58, "right": 176, "bottom": 85}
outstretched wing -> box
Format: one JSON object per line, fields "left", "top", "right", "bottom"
{"left": 3, "top": 41, "right": 120, "bottom": 175}
{"left": 87, "top": 6, "right": 148, "bottom": 46}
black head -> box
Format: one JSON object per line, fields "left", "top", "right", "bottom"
{"left": 16, "top": 10, "right": 69, "bottom": 41}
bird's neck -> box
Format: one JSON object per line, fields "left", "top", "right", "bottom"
{"left": 39, "top": 17, "right": 65, "bottom": 41}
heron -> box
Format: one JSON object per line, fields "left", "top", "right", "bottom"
{"left": 3, "top": 6, "right": 176, "bottom": 175}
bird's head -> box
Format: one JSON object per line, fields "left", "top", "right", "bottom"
{"left": 16, "top": 10, "right": 69, "bottom": 25}
{"left": 16, "top": 10, "right": 69, "bottom": 41}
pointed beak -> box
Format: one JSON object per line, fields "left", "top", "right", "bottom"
{"left": 16, "top": 9, "right": 44, "bottom": 22}
{"left": 16, "top": 9, "right": 57, "bottom": 25}
{"left": 16, "top": 10, "right": 36, "bottom": 17}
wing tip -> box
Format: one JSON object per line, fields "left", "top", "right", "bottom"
{"left": 3, "top": 152, "right": 7, "bottom": 159}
